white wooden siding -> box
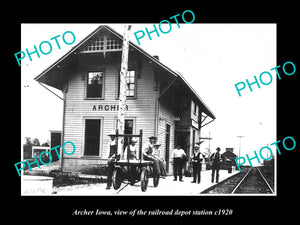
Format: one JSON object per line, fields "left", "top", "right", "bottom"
{"left": 62, "top": 60, "right": 158, "bottom": 171}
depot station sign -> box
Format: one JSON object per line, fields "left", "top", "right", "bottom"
{"left": 92, "top": 104, "right": 129, "bottom": 111}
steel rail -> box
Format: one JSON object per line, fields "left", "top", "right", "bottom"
{"left": 256, "top": 167, "right": 274, "bottom": 194}
{"left": 231, "top": 167, "right": 253, "bottom": 194}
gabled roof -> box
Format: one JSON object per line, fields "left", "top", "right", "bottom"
{"left": 222, "top": 150, "right": 237, "bottom": 158}
{"left": 34, "top": 25, "right": 215, "bottom": 119}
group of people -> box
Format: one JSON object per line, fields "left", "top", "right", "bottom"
{"left": 106, "top": 133, "right": 167, "bottom": 189}
{"left": 171, "top": 145, "right": 222, "bottom": 184}
{"left": 172, "top": 144, "right": 205, "bottom": 183}
{"left": 105, "top": 130, "right": 222, "bottom": 189}
{"left": 142, "top": 136, "right": 167, "bottom": 177}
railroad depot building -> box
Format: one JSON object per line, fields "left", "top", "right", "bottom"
{"left": 35, "top": 25, "right": 215, "bottom": 174}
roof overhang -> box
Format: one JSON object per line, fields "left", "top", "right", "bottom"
{"left": 34, "top": 25, "right": 180, "bottom": 89}
{"left": 34, "top": 25, "right": 215, "bottom": 119}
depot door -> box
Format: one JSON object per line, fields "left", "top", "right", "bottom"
{"left": 84, "top": 119, "right": 101, "bottom": 156}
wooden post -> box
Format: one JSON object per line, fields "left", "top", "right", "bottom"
{"left": 118, "top": 25, "right": 131, "bottom": 135}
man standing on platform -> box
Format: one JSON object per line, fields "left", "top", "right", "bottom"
{"left": 210, "top": 147, "right": 222, "bottom": 183}
{"left": 172, "top": 145, "right": 187, "bottom": 182}
{"left": 191, "top": 144, "right": 202, "bottom": 184}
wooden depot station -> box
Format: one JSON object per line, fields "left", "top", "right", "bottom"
{"left": 35, "top": 25, "right": 215, "bottom": 175}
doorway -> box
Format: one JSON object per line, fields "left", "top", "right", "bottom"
{"left": 84, "top": 119, "right": 101, "bottom": 156}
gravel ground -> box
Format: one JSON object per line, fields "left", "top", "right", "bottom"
{"left": 52, "top": 170, "right": 239, "bottom": 195}
{"left": 201, "top": 166, "right": 275, "bottom": 194}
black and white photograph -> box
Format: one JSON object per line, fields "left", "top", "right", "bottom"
{"left": 20, "top": 23, "right": 277, "bottom": 196}
{"left": 7, "top": 6, "right": 297, "bottom": 223}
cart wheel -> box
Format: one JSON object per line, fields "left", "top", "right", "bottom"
{"left": 112, "top": 168, "right": 123, "bottom": 190}
{"left": 153, "top": 174, "right": 160, "bottom": 187}
{"left": 140, "top": 167, "right": 149, "bottom": 192}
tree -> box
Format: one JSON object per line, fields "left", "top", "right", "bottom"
{"left": 25, "top": 137, "right": 31, "bottom": 145}
{"left": 23, "top": 137, "right": 32, "bottom": 159}
{"left": 32, "top": 138, "right": 40, "bottom": 146}
{"left": 41, "top": 140, "right": 50, "bottom": 147}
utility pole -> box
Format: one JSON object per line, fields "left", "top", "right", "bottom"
{"left": 237, "top": 136, "right": 244, "bottom": 164}
{"left": 118, "top": 25, "right": 131, "bottom": 135}
{"left": 208, "top": 132, "right": 211, "bottom": 156}
{"left": 200, "top": 132, "right": 212, "bottom": 156}
{"left": 199, "top": 132, "right": 212, "bottom": 170}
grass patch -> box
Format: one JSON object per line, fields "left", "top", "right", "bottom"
{"left": 49, "top": 170, "right": 106, "bottom": 187}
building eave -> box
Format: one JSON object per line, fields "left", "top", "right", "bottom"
{"left": 34, "top": 25, "right": 215, "bottom": 119}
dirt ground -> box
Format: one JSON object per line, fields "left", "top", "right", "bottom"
{"left": 52, "top": 170, "right": 239, "bottom": 196}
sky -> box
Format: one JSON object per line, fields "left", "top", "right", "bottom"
{"left": 21, "top": 23, "right": 276, "bottom": 165}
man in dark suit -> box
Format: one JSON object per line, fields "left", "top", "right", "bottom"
{"left": 211, "top": 147, "right": 222, "bottom": 183}
{"left": 191, "top": 144, "right": 202, "bottom": 184}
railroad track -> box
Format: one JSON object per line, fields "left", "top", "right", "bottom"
{"left": 201, "top": 167, "right": 274, "bottom": 194}
{"left": 232, "top": 167, "right": 274, "bottom": 194}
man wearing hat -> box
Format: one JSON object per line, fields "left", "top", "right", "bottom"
{"left": 143, "top": 136, "right": 161, "bottom": 175}
{"left": 106, "top": 130, "right": 123, "bottom": 189}
{"left": 191, "top": 144, "right": 203, "bottom": 184}
{"left": 210, "top": 147, "right": 222, "bottom": 183}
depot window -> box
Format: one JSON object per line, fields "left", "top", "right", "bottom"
{"left": 86, "top": 71, "right": 104, "bottom": 98}
{"left": 81, "top": 36, "right": 122, "bottom": 53}
{"left": 115, "top": 119, "right": 135, "bottom": 147}
{"left": 192, "top": 100, "right": 198, "bottom": 115}
{"left": 117, "top": 70, "right": 136, "bottom": 98}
